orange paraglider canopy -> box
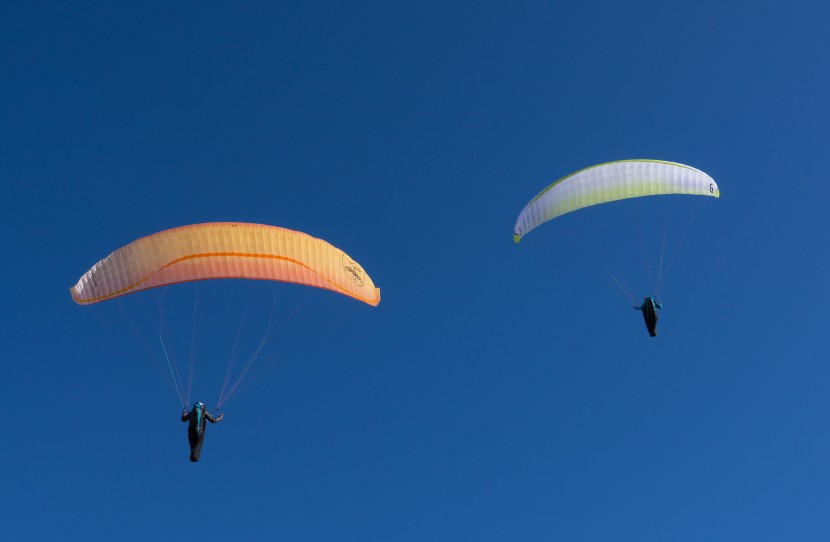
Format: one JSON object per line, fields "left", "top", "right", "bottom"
{"left": 70, "top": 222, "right": 380, "bottom": 306}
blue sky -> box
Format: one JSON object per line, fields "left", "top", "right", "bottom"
{"left": 2, "top": 1, "right": 830, "bottom": 540}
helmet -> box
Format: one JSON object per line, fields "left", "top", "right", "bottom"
{"left": 195, "top": 402, "right": 205, "bottom": 409}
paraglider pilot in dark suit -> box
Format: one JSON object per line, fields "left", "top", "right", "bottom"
{"left": 181, "top": 402, "right": 223, "bottom": 462}
{"left": 634, "top": 296, "right": 662, "bottom": 337}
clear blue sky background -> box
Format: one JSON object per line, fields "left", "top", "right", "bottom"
{"left": 2, "top": 1, "right": 829, "bottom": 540}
